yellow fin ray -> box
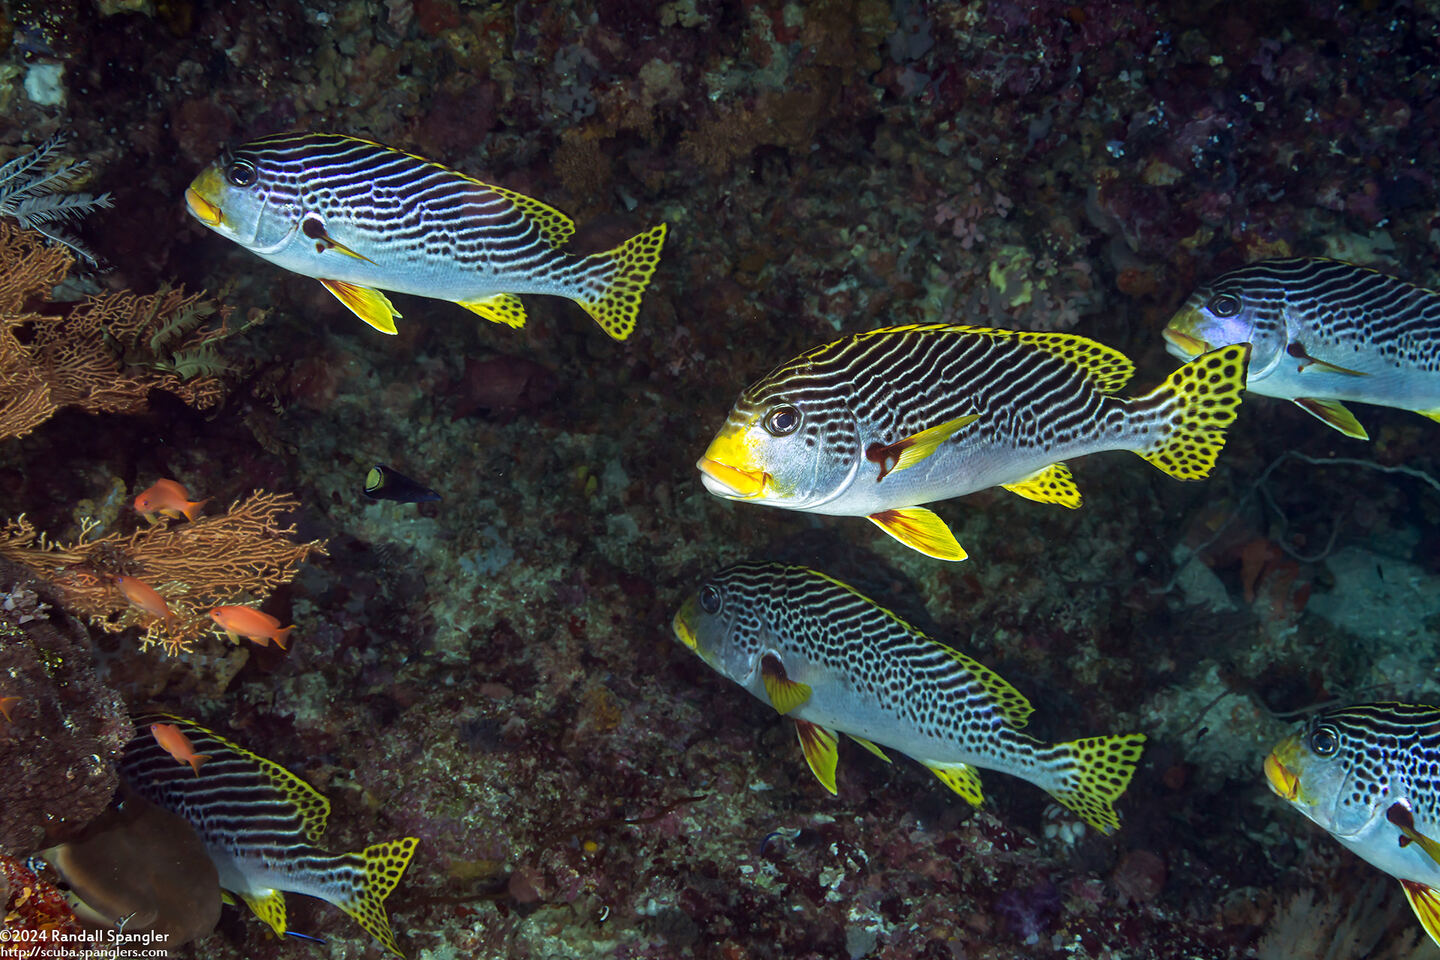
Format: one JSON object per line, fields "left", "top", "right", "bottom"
{"left": 794, "top": 719, "right": 839, "bottom": 795}
{"left": 1417, "top": 408, "right": 1440, "bottom": 424}
{"left": 1135, "top": 343, "right": 1250, "bottom": 480}
{"left": 762, "top": 669, "right": 812, "bottom": 715}
{"left": 459, "top": 292, "right": 528, "bottom": 329}
{"left": 1294, "top": 397, "right": 1369, "bottom": 439}
{"left": 927, "top": 763, "right": 984, "bottom": 807}
{"left": 574, "top": 223, "right": 668, "bottom": 341}
{"left": 320, "top": 279, "right": 400, "bottom": 335}
{"left": 933, "top": 643, "right": 1033, "bottom": 727}
{"left": 1001, "top": 462, "right": 1081, "bottom": 508}
{"left": 1044, "top": 733, "right": 1146, "bottom": 835}
{"left": 876, "top": 414, "right": 980, "bottom": 478}
{"left": 867, "top": 507, "right": 967, "bottom": 561}
{"left": 861, "top": 325, "right": 1136, "bottom": 393}
{"left": 1402, "top": 880, "right": 1440, "bottom": 947}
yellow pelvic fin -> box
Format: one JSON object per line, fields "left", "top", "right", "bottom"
{"left": 1044, "top": 733, "right": 1147, "bottom": 835}
{"left": 1001, "top": 462, "right": 1082, "bottom": 508}
{"left": 1417, "top": 408, "right": 1440, "bottom": 424}
{"left": 761, "top": 655, "right": 812, "bottom": 715}
{"left": 1136, "top": 343, "right": 1250, "bottom": 480}
{"left": 868, "top": 414, "right": 980, "bottom": 480}
{"left": 867, "top": 507, "right": 967, "bottom": 561}
{"left": 339, "top": 837, "right": 420, "bottom": 958}
{"left": 848, "top": 735, "right": 891, "bottom": 763}
{"left": 574, "top": 223, "right": 668, "bottom": 341}
{"left": 239, "top": 889, "right": 287, "bottom": 937}
{"left": 1293, "top": 397, "right": 1369, "bottom": 439}
{"left": 927, "top": 762, "right": 985, "bottom": 807}
{"left": 320, "top": 279, "right": 401, "bottom": 335}
{"left": 458, "top": 292, "right": 528, "bottom": 330}
{"left": 1402, "top": 879, "right": 1440, "bottom": 948}
{"left": 794, "top": 719, "right": 839, "bottom": 795}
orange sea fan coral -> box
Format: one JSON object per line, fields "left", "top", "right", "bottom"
{"left": 0, "top": 491, "right": 327, "bottom": 654}
{"left": 0, "top": 221, "right": 252, "bottom": 441}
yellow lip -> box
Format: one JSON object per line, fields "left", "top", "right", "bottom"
{"left": 672, "top": 598, "right": 699, "bottom": 651}
{"left": 697, "top": 456, "right": 768, "bottom": 498}
{"left": 185, "top": 187, "right": 223, "bottom": 227}
{"left": 1161, "top": 322, "right": 1210, "bottom": 358}
{"left": 1263, "top": 750, "right": 1300, "bottom": 802}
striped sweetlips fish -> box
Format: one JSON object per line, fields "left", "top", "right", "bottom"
{"left": 184, "top": 132, "right": 668, "bottom": 340}
{"left": 696, "top": 323, "right": 1250, "bottom": 561}
{"left": 1164, "top": 257, "right": 1440, "bottom": 439}
{"left": 121, "top": 713, "right": 419, "bottom": 957}
{"left": 1265, "top": 702, "right": 1440, "bottom": 947}
{"left": 672, "top": 561, "right": 1147, "bottom": 834}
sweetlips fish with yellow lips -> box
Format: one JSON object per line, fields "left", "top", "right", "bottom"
{"left": 697, "top": 323, "right": 1250, "bottom": 561}
{"left": 1164, "top": 257, "right": 1440, "bottom": 440}
{"left": 185, "top": 132, "right": 667, "bottom": 340}
{"left": 1265, "top": 702, "right": 1440, "bottom": 948}
{"left": 673, "top": 561, "right": 1146, "bottom": 833}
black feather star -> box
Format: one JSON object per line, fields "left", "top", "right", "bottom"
{"left": 0, "top": 134, "right": 112, "bottom": 264}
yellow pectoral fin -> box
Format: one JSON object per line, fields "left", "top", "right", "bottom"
{"left": 1401, "top": 880, "right": 1440, "bottom": 947}
{"left": 1415, "top": 408, "right": 1440, "bottom": 424}
{"left": 320, "top": 279, "right": 401, "bottom": 334}
{"left": 1001, "top": 462, "right": 1082, "bottom": 508}
{"left": 459, "top": 292, "right": 528, "bottom": 330}
{"left": 848, "top": 735, "right": 891, "bottom": 763}
{"left": 1293, "top": 397, "right": 1369, "bottom": 440}
{"left": 238, "top": 889, "right": 288, "bottom": 936}
{"left": 888, "top": 414, "right": 980, "bottom": 474}
{"left": 867, "top": 507, "right": 967, "bottom": 561}
{"left": 927, "top": 762, "right": 984, "bottom": 807}
{"left": 762, "top": 670, "right": 812, "bottom": 715}
{"left": 794, "top": 719, "right": 839, "bottom": 795}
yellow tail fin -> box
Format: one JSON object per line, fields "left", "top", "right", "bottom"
{"left": 338, "top": 837, "right": 419, "bottom": 957}
{"left": 1135, "top": 343, "right": 1251, "bottom": 480}
{"left": 575, "top": 223, "right": 668, "bottom": 341}
{"left": 1046, "top": 733, "right": 1146, "bottom": 835}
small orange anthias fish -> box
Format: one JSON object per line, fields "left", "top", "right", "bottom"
{"left": 210, "top": 605, "right": 294, "bottom": 650}
{"left": 113, "top": 575, "right": 176, "bottom": 629}
{"left": 133, "top": 478, "right": 209, "bottom": 523}
{"left": 150, "top": 722, "right": 210, "bottom": 776}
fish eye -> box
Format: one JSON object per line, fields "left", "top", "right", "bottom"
{"left": 1309, "top": 725, "right": 1339, "bottom": 757}
{"left": 1206, "top": 292, "right": 1242, "bottom": 317}
{"left": 764, "top": 404, "right": 801, "bottom": 437}
{"left": 699, "top": 584, "right": 722, "bottom": 614}
{"left": 224, "top": 158, "right": 257, "bottom": 187}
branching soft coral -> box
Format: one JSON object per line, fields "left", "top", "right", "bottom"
{"left": 0, "top": 221, "right": 258, "bottom": 441}
{"left": 0, "top": 491, "right": 327, "bottom": 654}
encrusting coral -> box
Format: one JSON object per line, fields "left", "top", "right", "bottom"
{"left": 0, "top": 491, "right": 328, "bottom": 654}
{"left": 0, "top": 221, "right": 256, "bottom": 441}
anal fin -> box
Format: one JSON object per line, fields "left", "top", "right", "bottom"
{"left": 320, "top": 279, "right": 400, "bottom": 334}
{"left": 1293, "top": 397, "right": 1369, "bottom": 440}
{"left": 794, "top": 719, "right": 839, "bottom": 795}
{"left": 926, "top": 762, "right": 984, "bottom": 807}
{"left": 459, "top": 292, "right": 528, "bottom": 329}
{"left": 1001, "top": 462, "right": 1082, "bottom": 508}
{"left": 239, "top": 889, "right": 288, "bottom": 937}
{"left": 1401, "top": 879, "right": 1440, "bottom": 947}
{"left": 867, "top": 507, "right": 967, "bottom": 561}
